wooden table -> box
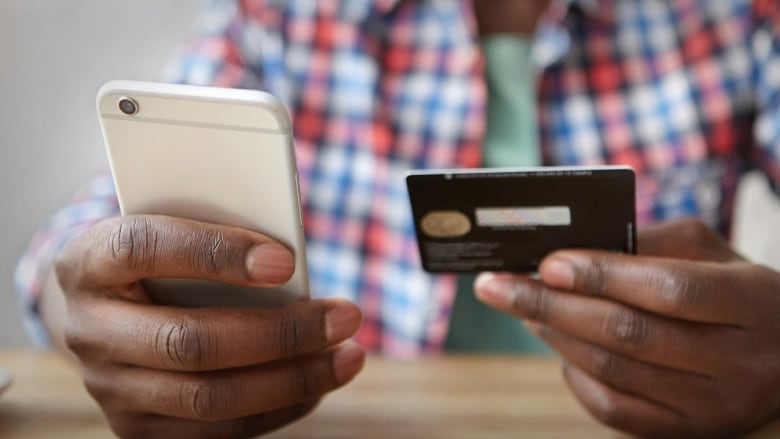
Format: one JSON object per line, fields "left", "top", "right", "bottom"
{"left": 1, "top": 350, "right": 779, "bottom": 438}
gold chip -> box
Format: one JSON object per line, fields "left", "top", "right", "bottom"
{"left": 420, "top": 211, "right": 471, "bottom": 238}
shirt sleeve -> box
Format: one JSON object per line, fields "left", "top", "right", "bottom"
{"left": 14, "top": 174, "right": 119, "bottom": 346}
{"left": 14, "top": 0, "right": 264, "bottom": 347}
{"left": 752, "top": 0, "right": 780, "bottom": 189}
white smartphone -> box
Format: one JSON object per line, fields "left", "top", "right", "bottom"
{"left": 97, "top": 80, "right": 309, "bottom": 307}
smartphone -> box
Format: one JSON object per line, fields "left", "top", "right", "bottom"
{"left": 406, "top": 166, "right": 636, "bottom": 273}
{"left": 97, "top": 80, "right": 309, "bottom": 307}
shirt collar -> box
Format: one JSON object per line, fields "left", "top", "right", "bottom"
{"left": 554, "top": 0, "right": 617, "bottom": 24}
{"left": 531, "top": 0, "right": 615, "bottom": 69}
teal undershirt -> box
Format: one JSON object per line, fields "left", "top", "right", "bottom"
{"left": 444, "top": 35, "right": 552, "bottom": 355}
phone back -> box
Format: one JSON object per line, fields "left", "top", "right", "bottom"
{"left": 97, "top": 80, "right": 309, "bottom": 307}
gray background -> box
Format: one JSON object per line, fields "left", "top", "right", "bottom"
{"left": 0, "top": 1, "right": 198, "bottom": 347}
{"left": 1, "top": 1, "right": 780, "bottom": 349}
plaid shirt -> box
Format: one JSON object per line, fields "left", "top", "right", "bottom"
{"left": 15, "top": 0, "right": 780, "bottom": 356}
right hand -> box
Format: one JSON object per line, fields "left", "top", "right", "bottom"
{"left": 54, "top": 215, "right": 365, "bottom": 438}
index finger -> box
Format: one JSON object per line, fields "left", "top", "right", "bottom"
{"left": 57, "top": 215, "right": 294, "bottom": 291}
{"left": 538, "top": 250, "right": 756, "bottom": 325}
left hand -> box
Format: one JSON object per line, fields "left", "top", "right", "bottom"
{"left": 475, "top": 219, "right": 780, "bottom": 438}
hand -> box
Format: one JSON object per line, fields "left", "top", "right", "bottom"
{"left": 54, "top": 215, "right": 365, "bottom": 438}
{"left": 475, "top": 219, "right": 780, "bottom": 438}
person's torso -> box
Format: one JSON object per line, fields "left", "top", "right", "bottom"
{"left": 195, "top": 0, "right": 759, "bottom": 353}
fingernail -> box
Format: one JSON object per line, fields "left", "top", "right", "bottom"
{"left": 333, "top": 343, "right": 365, "bottom": 385}
{"left": 474, "top": 273, "right": 516, "bottom": 307}
{"left": 326, "top": 302, "right": 363, "bottom": 344}
{"left": 245, "top": 243, "right": 295, "bottom": 285}
{"left": 540, "top": 257, "right": 575, "bottom": 290}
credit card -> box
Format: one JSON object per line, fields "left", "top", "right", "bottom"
{"left": 405, "top": 166, "right": 636, "bottom": 273}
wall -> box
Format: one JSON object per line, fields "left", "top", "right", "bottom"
{"left": 0, "top": 1, "right": 198, "bottom": 347}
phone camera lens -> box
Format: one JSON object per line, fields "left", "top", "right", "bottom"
{"left": 118, "top": 97, "right": 138, "bottom": 115}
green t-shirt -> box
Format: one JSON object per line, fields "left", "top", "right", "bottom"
{"left": 444, "top": 35, "right": 552, "bottom": 354}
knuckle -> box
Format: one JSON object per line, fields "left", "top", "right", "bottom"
{"left": 82, "top": 371, "right": 115, "bottom": 404}
{"left": 583, "top": 256, "right": 610, "bottom": 296}
{"left": 275, "top": 310, "right": 307, "bottom": 356}
{"left": 589, "top": 348, "right": 625, "bottom": 382}
{"left": 104, "top": 217, "right": 159, "bottom": 272}
{"left": 63, "top": 321, "right": 92, "bottom": 356}
{"left": 180, "top": 378, "right": 237, "bottom": 421}
{"left": 512, "top": 285, "right": 556, "bottom": 323}
{"left": 107, "top": 414, "right": 152, "bottom": 439}
{"left": 81, "top": 368, "right": 135, "bottom": 419}
{"left": 653, "top": 268, "right": 698, "bottom": 315}
{"left": 109, "top": 422, "right": 140, "bottom": 439}
{"left": 192, "top": 228, "right": 239, "bottom": 277}
{"left": 286, "top": 368, "right": 321, "bottom": 400}
{"left": 154, "top": 318, "right": 215, "bottom": 370}
{"left": 53, "top": 243, "right": 79, "bottom": 291}
{"left": 676, "top": 218, "right": 712, "bottom": 247}
{"left": 54, "top": 223, "right": 106, "bottom": 291}
{"left": 604, "top": 308, "right": 650, "bottom": 347}
{"left": 531, "top": 288, "right": 555, "bottom": 322}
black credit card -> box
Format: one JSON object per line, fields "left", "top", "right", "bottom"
{"left": 405, "top": 166, "right": 636, "bottom": 273}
